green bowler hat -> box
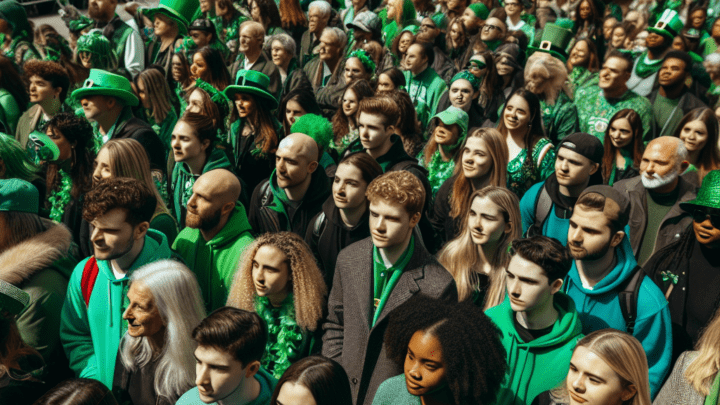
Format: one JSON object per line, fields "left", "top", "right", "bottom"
{"left": 144, "top": 0, "right": 200, "bottom": 35}
{"left": 528, "top": 22, "right": 573, "bottom": 62}
{"left": 72, "top": 69, "right": 139, "bottom": 107}
{"left": 224, "top": 70, "right": 278, "bottom": 110}
{"left": 648, "top": 9, "right": 683, "bottom": 40}
{"left": 0, "top": 178, "right": 39, "bottom": 214}
{"left": 680, "top": 170, "right": 720, "bottom": 212}
{"left": 0, "top": 280, "right": 30, "bottom": 317}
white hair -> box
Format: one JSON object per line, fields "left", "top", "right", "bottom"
{"left": 323, "top": 26, "right": 348, "bottom": 50}
{"left": 119, "top": 260, "right": 206, "bottom": 403}
{"left": 309, "top": 0, "right": 331, "bottom": 19}
{"left": 269, "top": 33, "right": 296, "bottom": 56}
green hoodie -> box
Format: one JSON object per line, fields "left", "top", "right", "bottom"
{"left": 173, "top": 205, "right": 255, "bottom": 312}
{"left": 486, "top": 292, "right": 583, "bottom": 405}
{"left": 59, "top": 229, "right": 173, "bottom": 388}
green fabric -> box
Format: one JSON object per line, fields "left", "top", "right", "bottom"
{"left": 575, "top": 86, "right": 653, "bottom": 142}
{"left": 372, "top": 374, "right": 422, "bottom": 405}
{"left": 506, "top": 137, "right": 556, "bottom": 198}
{"left": 381, "top": 0, "right": 417, "bottom": 47}
{"left": 417, "top": 149, "right": 455, "bottom": 200}
{"left": 149, "top": 212, "right": 178, "bottom": 246}
{"left": 652, "top": 94, "right": 681, "bottom": 138}
{"left": 403, "top": 67, "right": 448, "bottom": 130}
{"left": 72, "top": 69, "right": 139, "bottom": 107}
{"left": 701, "top": 37, "right": 719, "bottom": 57}
{"left": 569, "top": 68, "right": 599, "bottom": 96}
{"left": 681, "top": 170, "right": 720, "bottom": 211}
{"left": 539, "top": 92, "right": 578, "bottom": 142}
{"left": 176, "top": 366, "right": 277, "bottom": 405}
{"left": 705, "top": 372, "right": 720, "bottom": 405}
{"left": 0, "top": 88, "right": 21, "bottom": 136}
{"left": 151, "top": 107, "right": 178, "bottom": 159}
{"left": 607, "top": 149, "right": 633, "bottom": 187}
{"left": 173, "top": 205, "right": 254, "bottom": 312}
{"left": 634, "top": 52, "right": 664, "bottom": 79}
{"left": 256, "top": 294, "right": 309, "bottom": 379}
{"left": 372, "top": 236, "right": 415, "bottom": 327}
{"left": 92, "top": 107, "right": 135, "bottom": 151}
{"left": 638, "top": 190, "right": 676, "bottom": 265}
{"left": 0, "top": 178, "right": 38, "bottom": 213}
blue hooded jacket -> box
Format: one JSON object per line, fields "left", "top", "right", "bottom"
{"left": 563, "top": 236, "right": 672, "bottom": 399}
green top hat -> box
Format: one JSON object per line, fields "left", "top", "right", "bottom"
{"left": 0, "top": 280, "right": 30, "bottom": 317}
{"left": 0, "top": 178, "right": 39, "bottom": 214}
{"left": 680, "top": 170, "right": 720, "bottom": 212}
{"left": 528, "top": 23, "right": 573, "bottom": 62}
{"left": 224, "top": 70, "right": 278, "bottom": 110}
{"left": 144, "top": 0, "right": 200, "bottom": 36}
{"left": 71, "top": 69, "right": 139, "bottom": 107}
{"left": 648, "top": 9, "right": 683, "bottom": 40}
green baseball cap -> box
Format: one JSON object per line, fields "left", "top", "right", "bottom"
{"left": 681, "top": 170, "right": 720, "bottom": 212}
{"left": 432, "top": 106, "right": 469, "bottom": 141}
{"left": 0, "top": 179, "right": 39, "bottom": 214}
{"left": 71, "top": 69, "right": 139, "bottom": 107}
{"left": 468, "top": 3, "right": 489, "bottom": 20}
{"left": 0, "top": 280, "right": 30, "bottom": 317}
{"left": 143, "top": 0, "right": 200, "bottom": 35}
{"left": 648, "top": 9, "right": 683, "bottom": 40}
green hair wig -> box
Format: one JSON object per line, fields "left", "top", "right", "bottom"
{"left": 290, "top": 114, "right": 333, "bottom": 151}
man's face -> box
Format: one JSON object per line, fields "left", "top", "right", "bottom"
{"left": 89, "top": 0, "right": 116, "bottom": 21}
{"left": 645, "top": 32, "right": 666, "bottom": 50}
{"left": 461, "top": 8, "right": 481, "bottom": 32}
{"left": 89, "top": 208, "right": 139, "bottom": 261}
{"left": 404, "top": 44, "right": 427, "bottom": 74}
{"left": 449, "top": 78, "right": 475, "bottom": 111}
{"left": 481, "top": 18, "right": 506, "bottom": 41}
{"left": 81, "top": 95, "right": 112, "bottom": 121}
{"left": 171, "top": 121, "right": 209, "bottom": 164}
{"left": 639, "top": 141, "right": 680, "bottom": 190}
{"left": 505, "top": 0, "right": 523, "bottom": 17}
{"left": 555, "top": 148, "right": 598, "bottom": 189}
{"left": 239, "top": 27, "right": 261, "bottom": 54}
{"left": 195, "top": 345, "right": 246, "bottom": 403}
{"left": 418, "top": 18, "right": 440, "bottom": 43}
{"left": 369, "top": 198, "right": 419, "bottom": 249}
{"left": 123, "top": 281, "right": 165, "bottom": 339}
{"left": 308, "top": 7, "right": 328, "bottom": 35}
{"left": 599, "top": 57, "right": 630, "bottom": 90}
{"left": 569, "top": 40, "right": 590, "bottom": 68}
{"left": 691, "top": 9, "right": 706, "bottom": 29}
{"left": 191, "top": 30, "right": 213, "bottom": 48}
{"left": 603, "top": 18, "right": 617, "bottom": 40}
{"left": 344, "top": 57, "right": 367, "bottom": 84}
{"left": 693, "top": 208, "right": 720, "bottom": 247}
{"left": 447, "top": 0, "right": 467, "bottom": 18}
{"left": 252, "top": 244, "right": 291, "bottom": 301}
{"left": 506, "top": 255, "right": 560, "bottom": 314}
{"left": 186, "top": 176, "right": 226, "bottom": 231}
{"left": 275, "top": 138, "right": 316, "bottom": 190}
{"left": 358, "top": 112, "right": 393, "bottom": 154}
{"left": 568, "top": 205, "right": 618, "bottom": 260}
{"left": 333, "top": 162, "right": 369, "bottom": 210}
{"left": 658, "top": 57, "right": 687, "bottom": 88}
{"left": 319, "top": 31, "right": 341, "bottom": 62}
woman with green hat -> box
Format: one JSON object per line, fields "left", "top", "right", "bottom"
{"left": 418, "top": 106, "right": 469, "bottom": 199}
{"left": 0, "top": 0, "right": 40, "bottom": 71}
{"left": 224, "top": 69, "right": 282, "bottom": 193}
{"left": 390, "top": 25, "right": 418, "bottom": 67}
{"left": 143, "top": 0, "right": 198, "bottom": 84}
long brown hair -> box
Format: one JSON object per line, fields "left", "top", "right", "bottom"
{"left": 569, "top": 38, "right": 600, "bottom": 73}
{"left": 331, "top": 80, "right": 375, "bottom": 144}
{"left": 46, "top": 113, "right": 95, "bottom": 199}
{"left": 673, "top": 107, "right": 720, "bottom": 183}
{"left": 135, "top": 68, "right": 174, "bottom": 123}
{"left": 279, "top": 0, "right": 307, "bottom": 30}
{"left": 496, "top": 88, "right": 546, "bottom": 173}
{"left": 0, "top": 318, "right": 42, "bottom": 379}
{"left": 602, "top": 109, "right": 645, "bottom": 183}
{"left": 232, "top": 91, "right": 281, "bottom": 154}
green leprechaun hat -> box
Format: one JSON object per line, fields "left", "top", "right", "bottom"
{"left": 71, "top": 69, "right": 139, "bottom": 107}
{"left": 224, "top": 70, "right": 278, "bottom": 110}
{"left": 680, "top": 170, "right": 720, "bottom": 212}
{"left": 528, "top": 22, "right": 573, "bottom": 62}
{"left": 648, "top": 9, "right": 683, "bottom": 40}
{"left": 144, "top": 0, "right": 200, "bottom": 35}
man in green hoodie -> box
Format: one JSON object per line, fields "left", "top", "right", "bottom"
{"left": 173, "top": 169, "right": 254, "bottom": 313}
{"left": 60, "top": 177, "right": 174, "bottom": 388}
{"left": 486, "top": 235, "right": 583, "bottom": 405}
{"left": 403, "top": 42, "right": 447, "bottom": 131}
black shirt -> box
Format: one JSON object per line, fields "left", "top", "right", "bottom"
{"left": 513, "top": 314, "right": 555, "bottom": 342}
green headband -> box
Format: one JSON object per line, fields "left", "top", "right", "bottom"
{"left": 349, "top": 49, "right": 377, "bottom": 73}
{"left": 452, "top": 70, "right": 480, "bottom": 91}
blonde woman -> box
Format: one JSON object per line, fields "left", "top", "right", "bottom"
{"left": 227, "top": 232, "right": 326, "bottom": 380}
{"left": 93, "top": 138, "right": 178, "bottom": 244}
{"left": 437, "top": 186, "right": 521, "bottom": 310}
{"left": 654, "top": 308, "right": 720, "bottom": 404}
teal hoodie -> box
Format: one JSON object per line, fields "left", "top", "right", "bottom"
{"left": 173, "top": 205, "right": 255, "bottom": 312}
{"left": 60, "top": 229, "right": 173, "bottom": 388}
{"left": 564, "top": 236, "right": 672, "bottom": 398}
{"left": 486, "top": 292, "right": 583, "bottom": 405}
{"left": 176, "top": 366, "right": 277, "bottom": 405}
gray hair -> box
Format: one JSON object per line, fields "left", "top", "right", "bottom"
{"left": 269, "top": 33, "right": 296, "bottom": 57}
{"left": 674, "top": 138, "right": 689, "bottom": 168}
{"left": 309, "top": 0, "right": 331, "bottom": 19}
{"left": 322, "top": 26, "right": 348, "bottom": 50}
{"left": 119, "top": 260, "right": 206, "bottom": 403}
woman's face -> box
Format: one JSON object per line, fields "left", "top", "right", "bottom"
{"left": 461, "top": 136, "right": 493, "bottom": 179}
{"left": 611, "top": 27, "right": 626, "bottom": 49}
{"left": 215, "top": 1, "right": 229, "bottom": 17}
{"left": 172, "top": 54, "right": 186, "bottom": 82}
{"left": 271, "top": 40, "right": 291, "bottom": 68}
{"left": 342, "top": 88, "right": 359, "bottom": 118}
{"left": 468, "top": 56, "right": 487, "bottom": 79}
{"left": 578, "top": 1, "right": 592, "bottom": 20}
{"left": 403, "top": 331, "right": 447, "bottom": 397}
{"left": 93, "top": 147, "right": 114, "bottom": 184}
{"left": 191, "top": 52, "right": 210, "bottom": 81}
{"left": 29, "top": 75, "right": 60, "bottom": 104}
{"left": 503, "top": 95, "right": 531, "bottom": 131}
{"left": 449, "top": 79, "right": 475, "bottom": 112}
{"left": 344, "top": 57, "right": 368, "bottom": 84}
{"left": 495, "top": 56, "right": 514, "bottom": 76}
{"left": 433, "top": 122, "right": 460, "bottom": 146}
{"left": 251, "top": 0, "right": 261, "bottom": 22}
{"left": 136, "top": 78, "right": 150, "bottom": 110}
{"left": 679, "top": 119, "right": 709, "bottom": 152}
{"left": 467, "top": 195, "right": 510, "bottom": 246}
{"left": 153, "top": 14, "right": 173, "bottom": 37}
{"left": 234, "top": 93, "right": 256, "bottom": 118}
{"left": 284, "top": 99, "right": 306, "bottom": 127}
{"left": 186, "top": 89, "right": 205, "bottom": 113}
{"left": 46, "top": 125, "right": 73, "bottom": 162}
{"left": 333, "top": 162, "right": 369, "bottom": 210}
{"left": 377, "top": 73, "right": 396, "bottom": 92}
{"left": 171, "top": 121, "right": 207, "bottom": 163}
{"left": 672, "top": 36, "right": 686, "bottom": 51}
{"left": 449, "top": 23, "right": 464, "bottom": 47}
{"left": 567, "top": 346, "right": 636, "bottom": 405}
{"left": 608, "top": 117, "right": 634, "bottom": 149}
{"left": 398, "top": 32, "right": 414, "bottom": 54}
{"left": 691, "top": 9, "right": 706, "bottom": 29}
{"left": 569, "top": 41, "right": 590, "bottom": 68}
{"left": 252, "top": 245, "right": 291, "bottom": 302}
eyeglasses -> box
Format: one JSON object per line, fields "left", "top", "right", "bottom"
{"left": 467, "top": 61, "right": 487, "bottom": 70}
{"left": 693, "top": 209, "right": 720, "bottom": 228}
{"left": 421, "top": 23, "right": 436, "bottom": 30}
{"left": 483, "top": 24, "right": 502, "bottom": 32}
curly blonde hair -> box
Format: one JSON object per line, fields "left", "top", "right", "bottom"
{"left": 226, "top": 232, "right": 326, "bottom": 331}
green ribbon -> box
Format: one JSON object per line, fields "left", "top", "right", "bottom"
{"left": 661, "top": 270, "right": 679, "bottom": 284}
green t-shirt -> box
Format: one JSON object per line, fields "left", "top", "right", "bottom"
{"left": 638, "top": 188, "right": 678, "bottom": 265}
{"left": 653, "top": 94, "right": 681, "bottom": 137}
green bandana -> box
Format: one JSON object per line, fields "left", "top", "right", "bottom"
{"left": 371, "top": 236, "right": 414, "bottom": 327}
{"left": 634, "top": 52, "right": 663, "bottom": 78}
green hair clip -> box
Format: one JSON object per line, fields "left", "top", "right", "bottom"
{"left": 290, "top": 114, "right": 333, "bottom": 151}
{"left": 194, "top": 78, "right": 231, "bottom": 117}
{"left": 349, "top": 49, "right": 377, "bottom": 74}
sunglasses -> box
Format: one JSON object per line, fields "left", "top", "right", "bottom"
{"left": 467, "top": 61, "right": 487, "bottom": 70}
{"left": 693, "top": 209, "right": 720, "bottom": 228}
{"left": 483, "top": 24, "right": 502, "bottom": 32}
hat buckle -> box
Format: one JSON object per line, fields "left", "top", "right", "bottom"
{"left": 83, "top": 79, "right": 94, "bottom": 88}
{"left": 655, "top": 21, "right": 666, "bottom": 29}
{"left": 540, "top": 40, "right": 552, "bottom": 50}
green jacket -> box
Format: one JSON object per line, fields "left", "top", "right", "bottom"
{"left": 0, "top": 88, "right": 21, "bottom": 137}
{"left": 486, "top": 293, "right": 583, "bottom": 405}
{"left": 59, "top": 229, "right": 173, "bottom": 388}
{"left": 172, "top": 205, "right": 255, "bottom": 312}
{"left": 403, "top": 67, "right": 447, "bottom": 131}
{"left": 381, "top": 0, "right": 417, "bottom": 48}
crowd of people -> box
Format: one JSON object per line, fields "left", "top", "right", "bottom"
{"left": 0, "top": 0, "right": 720, "bottom": 403}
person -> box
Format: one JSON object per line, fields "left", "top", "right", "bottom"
{"left": 374, "top": 295, "right": 507, "bottom": 405}
{"left": 299, "top": 1, "right": 331, "bottom": 67}
{"left": 575, "top": 50, "right": 652, "bottom": 141}
{"left": 506, "top": 0, "right": 533, "bottom": 39}
{"left": 674, "top": 107, "right": 720, "bottom": 186}
{"left": 143, "top": 0, "right": 196, "bottom": 84}
{"left": 535, "top": 330, "right": 652, "bottom": 405}
{"left": 436, "top": 66, "right": 497, "bottom": 129}
{"left": 176, "top": 307, "right": 277, "bottom": 405}
{"left": 224, "top": 69, "right": 282, "bottom": 194}
{"left": 0, "top": 133, "right": 40, "bottom": 192}
{"left": 403, "top": 42, "right": 447, "bottom": 131}
{"left": 72, "top": 69, "right": 166, "bottom": 174}
{"left": 227, "top": 232, "right": 326, "bottom": 379}
{"left": 75, "top": 30, "right": 119, "bottom": 73}
{"left": 567, "top": 38, "right": 600, "bottom": 96}
{"left": 248, "top": 0, "right": 286, "bottom": 40}
{"left": 330, "top": 79, "right": 374, "bottom": 155}
{"left": 113, "top": 260, "right": 206, "bottom": 405}
{"left": 495, "top": 43, "right": 525, "bottom": 102}
{"left": 34, "top": 378, "right": 119, "bottom": 405}
{"left": 173, "top": 169, "right": 253, "bottom": 312}
{"left": 390, "top": 27, "right": 416, "bottom": 69}
{"left": 322, "top": 170, "right": 457, "bottom": 405}
{"left": 602, "top": 109, "right": 645, "bottom": 186}
{"left": 418, "top": 106, "right": 469, "bottom": 199}
{"left": 87, "top": 0, "right": 144, "bottom": 77}
{"left": 93, "top": 138, "right": 178, "bottom": 245}
{"left": 645, "top": 170, "right": 720, "bottom": 359}
{"left": 269, "top": 33, "right": 311, "bottom": 103}
{"left": 270, "top": 356, "right": 352, "bottom": 405}
{"left": 388, "top": 90, "right": 425, "bottom": 158}
{"left": 650, "top": 51, "right": 707, "bottom": 138}
{"left": 190, "top": 46, "right": 232, "bottom": 91}
{"left": 0, "top": 1, "right": 40, "bottom": 70}
{"left": 215, "top": 0, "right": 248, "bottom": 59}
{"left": 60, "top": 177, "right": 174, "bottom": 388}
{"left": 520, "top": 132, "right": 603, "bottom": 245}
{"left": 289, "top": 113, "right": 336, "bottom": 179}
{"left": 499, "top": 88, "right": 556, "bottom": 198}
{"left": 184, "top": 78, "right": 232, "bottom": 140}
{"left": 437, "top": 186, "right": 521, "bottom": 309}
{"left": 446, "top": 18, "right": 469, "bottom": 70}
{"left": 170, "top": 112, "right": 233, "bottom": 228}
{"left": 479, "top": 8, "right": 507, "bottom": 51}
{"left": 279, "top": 87, "right": 321, "bottom": 138}
{"left": 431, "top": 127, "right": 509, "bottom": 247}
{"left": 344, "top": 49, "right": 375, "bottom": 86}
{"left": 248, "top": 133, "right": 331, "bottom": 236}
{"left": 382, "top": 0, "right": 418, "bottom": 50}
{"left": 0, "top": 56, "right": 28, "bottom": 139}
{"left": 614, "top": 136, "right": 697, "bottom": 265}
{"left": 134, "top": 68, "right": 178, "bottom": 158}
{"left": 305, "top": 152, "right": 382, "bottom": 287}
{"left": 15, "top": 60, "right": 68, "bottom": 148}
{"left": 305, "top": 27, "right": 348, "bottom": 115}
{"left": 231, "top": 21, "right": 281, "bottom": 100}
{"left": 564, "top": 185, "right": 673, "bottom": 397}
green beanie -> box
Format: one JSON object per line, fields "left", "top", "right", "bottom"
{"left": 468, "top": 3, "right": 489, "bottom": 20}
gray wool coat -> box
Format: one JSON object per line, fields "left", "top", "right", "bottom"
{"left": 322, "top": 236, "right": 457, "bottom": 405}
{"left": 654, "top": 351, "right": 705, "bottom": 405}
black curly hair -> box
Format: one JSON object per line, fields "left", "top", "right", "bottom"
{"left": 46, "top": 112, "right": 95, "bottom": 199}
{"left": 384, "top": 295, "right": 507, "bottom": 405}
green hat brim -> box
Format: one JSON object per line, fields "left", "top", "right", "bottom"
{"left": 144, "top": 6, "right": 189, "bottom": 35}
{"left": 527, "top": 46, "right": 567, "bottom": 63}
{"left": 646, "top": 27, "right": 674, "bottom": 40}
{"left": 71, "top": 87, "right": 140, "bottom": 107}
{"left": 223, "top": 86, "right": 278, "bottom": 110}
{"left": 28, "top": 131, "right": 60, "bottom": 161}
{"left": 680, "top": 200, "right": 720, "bottom": 212}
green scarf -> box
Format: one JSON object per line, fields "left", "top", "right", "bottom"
{"left": 704, "top": 372, "right": 720, "bottom": 405}
{"left": 634, "top": 52, "right": 663, "bottom": 79}
{"left": 372, "top": 236, "right": 414, "bottom": 327}
{"left": 608, "top": 149, "right": 633, "bottom": 187}
{"left": 266, "top": 170, "right": 293, "bottom": 230}
{"left": 256, "top": 294, "right": 304, "bottom": 379}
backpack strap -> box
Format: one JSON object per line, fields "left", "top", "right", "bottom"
{"left": 526, "top": 186, "right": 553, "bottom": 237}
{"left": 259, "top": 180, "right": 273, "bottom": 206}
{"left": 313, "top": 212, "right": 327, "bottom": 239}
{"left": 80, "top": 257, "right": 99, "bottom": 307}
{"left": 618, "top": 265, "right": 644, "bottom": 335}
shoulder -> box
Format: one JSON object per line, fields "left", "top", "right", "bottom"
{"left": 636, "top": 274, "right": 669, "bottom": 319}
{"left": 374, "top": 375, "right": 419, "bottom": 405}
{"left": 613, "top": 176, "right": 641, "bottom": 193}
{"left": 175, "top": 388, "right": 203, "bottom": 405}
{"left": 336, "top": 237, "right": 373, "bottom": 263}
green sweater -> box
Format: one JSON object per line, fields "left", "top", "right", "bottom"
{"left": 372, "top": 374, "right": 421, "bottom": 405}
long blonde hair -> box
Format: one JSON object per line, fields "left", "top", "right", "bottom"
{"left": 437, "top": 186, "right": 521, "bottom": 309}
{"left": 226, "top": 232, "right": 326, "bottom": 331}
{"left": 685, "top": 307, "right": 720, "bottom": 395}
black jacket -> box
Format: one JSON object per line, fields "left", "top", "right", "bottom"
{"left": 114, "top": 117, "right": 166, "bottom": 175}
{"left": 648, "top": 88, "right": 707, "bottom": 139}
{"left": 430, "top": 174, "right": 463, "bottom": 249}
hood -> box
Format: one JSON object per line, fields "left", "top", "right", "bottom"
{"left": 0, "top": 219, "right": 76, "bottom": 285}
{"left": 206, "top": 204, "right": 253, "bottom": 248}
{"left": 128, "top": 229, "right": 173, "bottom": 272}
{"left": 567, "top": 236, "right": 637, "bottom": 295}
{"left": 400, "top": 0, "right": 417, "bottom": 25}
{"left": 173, "top": 147, "right": 233, "bottom": 182}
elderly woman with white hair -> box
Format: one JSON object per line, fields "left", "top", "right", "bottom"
{"left": 112, "top": 260, "right": 206, "bottom": 405}
{"left": 269, "top": 33, "right": 310, "bottom": 102}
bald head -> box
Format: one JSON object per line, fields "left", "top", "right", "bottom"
{"left": 195, "top": 169, "right": 242, "bottom": 205}
{"left": 278, "top": 133, "right": 319, "bottom": 162}
{"left": 645, "top": 136, "right": 688, "bottom": 167}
